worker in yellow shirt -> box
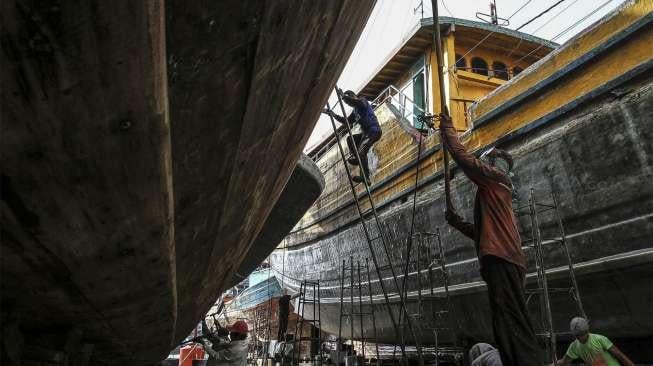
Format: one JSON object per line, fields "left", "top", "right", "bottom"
{"left": 556, "top": 317, "right": 634, "bottom": 366}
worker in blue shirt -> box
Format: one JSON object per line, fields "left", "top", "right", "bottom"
{"left": 323, "top": 90, "right": 382, "bottom": 183}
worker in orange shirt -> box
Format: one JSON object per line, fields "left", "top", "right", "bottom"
{"left": 439, "top": 114, "right": 541, "bottom": 365}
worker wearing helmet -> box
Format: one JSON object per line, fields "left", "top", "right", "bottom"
{"left": 322, "top": 90, "right": 382, "bottom": 184}
{"left": 439, "top": 113, "right": 540, "bottom": 365}
{"left": 201, "top": 320, "right": 249, "bottom": 366}
{"left": 556, "top": 317, "right": 634, "bottom": 366}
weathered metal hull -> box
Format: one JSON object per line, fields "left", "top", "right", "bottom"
{"left": 0, "top": 0, "right": 372, "bottom": 364}
{"left": 272, "top": 68, "right": 653, "bottom": 347}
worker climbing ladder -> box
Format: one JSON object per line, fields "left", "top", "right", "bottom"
{"left": 337, "top": 257, "right": 381, "bottom": 366}
{"left": 293, "top": 280, "right": 323, "bottom": 366}
{"left": 514, "top": 188, "right": 586, "bottom": 363}
{"left": 324, "top": 87, "right": 423, "bottom": 365}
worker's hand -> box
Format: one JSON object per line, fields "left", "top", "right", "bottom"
{"left": 438, "top": 113, "right": 452, "bottom": 126}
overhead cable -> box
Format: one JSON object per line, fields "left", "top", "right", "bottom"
{"left": 516, "top": 0, "right": 566, "bottom": 31}
{"left": 451, "top": 0, "right": 533, "bottom": 70}
{"left": 514, "top": 0, "right": 616, "bottom": 64}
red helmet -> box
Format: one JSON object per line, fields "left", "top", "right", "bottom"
{"left": 229, "top": 320, "right": 248, "bottom": 335}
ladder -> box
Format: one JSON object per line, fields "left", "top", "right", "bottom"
{"left": 325, "top": 86, "right": 422, "bottom": 365}
{"left": 515, "top": 188, "right": 586, "bottom": 363}
{"left": 337, "top": 257, "right": 381, "bottom": 366}
{"left": 293, "top": 280, "right": 323, "bottom": 366}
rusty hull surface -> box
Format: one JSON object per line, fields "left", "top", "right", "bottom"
{"left": 0, "top": 0, "right": 373, "bottom": 364}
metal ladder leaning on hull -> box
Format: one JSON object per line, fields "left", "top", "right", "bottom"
{"left": 338, "top": 257, "right": 381, "bottom": 366}
{"left": 515, "top": 188, "right": 586, "bottom": 363}
{"left": 324, "top": 86, "right": 423, "bottom": 365}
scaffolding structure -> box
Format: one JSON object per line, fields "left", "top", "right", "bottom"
{"left": 515, "top": 188, "right": 586, "bottom": 363}
{"left": 337, "top": 257, "right": 381, "bottom": 366}
{"left": 402, "top": 231, "right": 463, "bottom": 365}
{"left": 293, "top": 280, "right": 323, "bottom": 366}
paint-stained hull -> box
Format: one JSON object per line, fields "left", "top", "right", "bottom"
{"left": 0, "top": 0, "right": 373, "bottom": 364}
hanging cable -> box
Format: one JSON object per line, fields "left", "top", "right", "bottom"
{"left": 515, "top": 0, "right": 566, "bottom": 31}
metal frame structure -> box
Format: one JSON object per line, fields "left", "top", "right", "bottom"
{"left": 293, "top": 280, "right": 323, "bottom": 366}
{"left": 515, "top": 188, "right": 586, "bottom": 363}
{"left": 337, "top": 257, "right": 381, "bottom": 366}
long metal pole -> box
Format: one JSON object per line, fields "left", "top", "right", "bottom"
{"left": 430, "top": 0, "right": 453, "bottom": 211}
{"left": 551, "top": 192, "right": 586, "bottom": 318}
{"left": 338, "top": 260, "right": 346, "bottom": 355}
{"left": 357, "top": 261, "right": 365, "bottom": 361}
{"left": 530, "top": 189, "right": 556, "bottom": 362}
{"left": 349, "top": 256, "right": 355, "bottom": 347}
{"left": 365, "top": 258, "right": 381, "bottom": 366}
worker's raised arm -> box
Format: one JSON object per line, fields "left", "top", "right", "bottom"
{"left": 445, "top": 210, "right": 474, "bottom": 239}
{"left": 322, "top": 109, "right": 356, "bottom": 126}
{"left": 439, "top": 114, "right": 504, "bottom": 187}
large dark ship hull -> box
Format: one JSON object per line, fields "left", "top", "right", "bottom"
{"left": 1, "top": 1, "right": 372, "bottom": 364}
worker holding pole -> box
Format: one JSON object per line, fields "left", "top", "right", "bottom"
{"left": 428, "top": 1, "right": 540, "bottom": 364}
{"left": 440, "top": 115, "right": 541, "bottom": 365}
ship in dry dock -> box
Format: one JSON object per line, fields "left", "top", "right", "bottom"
{"left": 271, "top": 0, "right": 653, "bottom": 360}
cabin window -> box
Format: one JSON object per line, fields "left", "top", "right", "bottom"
{"left": 492, "top": 61, "right": 509, "bottom": 80}
{"left": 471, "top": 57, "right": 488, "bottom": 76}
{"left": 513, "top": 66, "right": 523, "bottom": 77}
{"left": 455, "top": 54, "right": 466, "bottom": 70}
{"left": 412, "top": 72, "right": 426, "bottom": 128}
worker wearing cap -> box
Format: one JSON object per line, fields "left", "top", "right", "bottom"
{"left": 557, "top": 317, "right": 634, "bottom": 366}
{"left": 439, "top": 114, "right": 540, "bottom": 365}
{"left": 201, "top": 320, "right": 249, "bottom": 366}
{"left": 322, "top": 90, "right": 382, "bottom": 183}
{"left": 469, "top": 343, "right": 503, "bottom": 366}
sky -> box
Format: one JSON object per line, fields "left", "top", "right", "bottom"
{"left": 304, "top": 0, "right": 627, "bottom": 151}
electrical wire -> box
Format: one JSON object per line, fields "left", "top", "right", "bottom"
{"left": 515, "top": 0, "right": 566, "bottom": 31}
{"left": 507, "top": 0, "right": 581, "bottom": 59}
{"left": 530, "top": 0, "right": 582, "bottom": 34}
{"left": 451, "top": 0, "right": 533, "bottom": 70}
{"left": 513, "top": 0, "right": 616, "bottom": 65}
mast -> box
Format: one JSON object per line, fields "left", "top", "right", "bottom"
{"left": 430, "top": 0, "right": 453, "bottom": 211}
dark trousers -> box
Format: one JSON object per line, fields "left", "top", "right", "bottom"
{"left": 277, "top": 311, "right": 288, "bottom": 341}
{"left": 481, "top": 255, "right": 541, "bottom": 366}
{"left": 346, "top": 130, "right": 381, "bottom": 178}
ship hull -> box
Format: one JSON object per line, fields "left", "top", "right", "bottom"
{"left": 0, "top": 0, "right": 373, "bottom": 364}
{"left": 272, "top": 75, "right": 653, "bottom": 347}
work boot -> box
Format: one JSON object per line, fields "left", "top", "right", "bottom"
{"left": 352, "top": 176, "right": 365, "bottom": 184}
{"left": 347, "top": 156, "right": 359, "bottom": 165}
